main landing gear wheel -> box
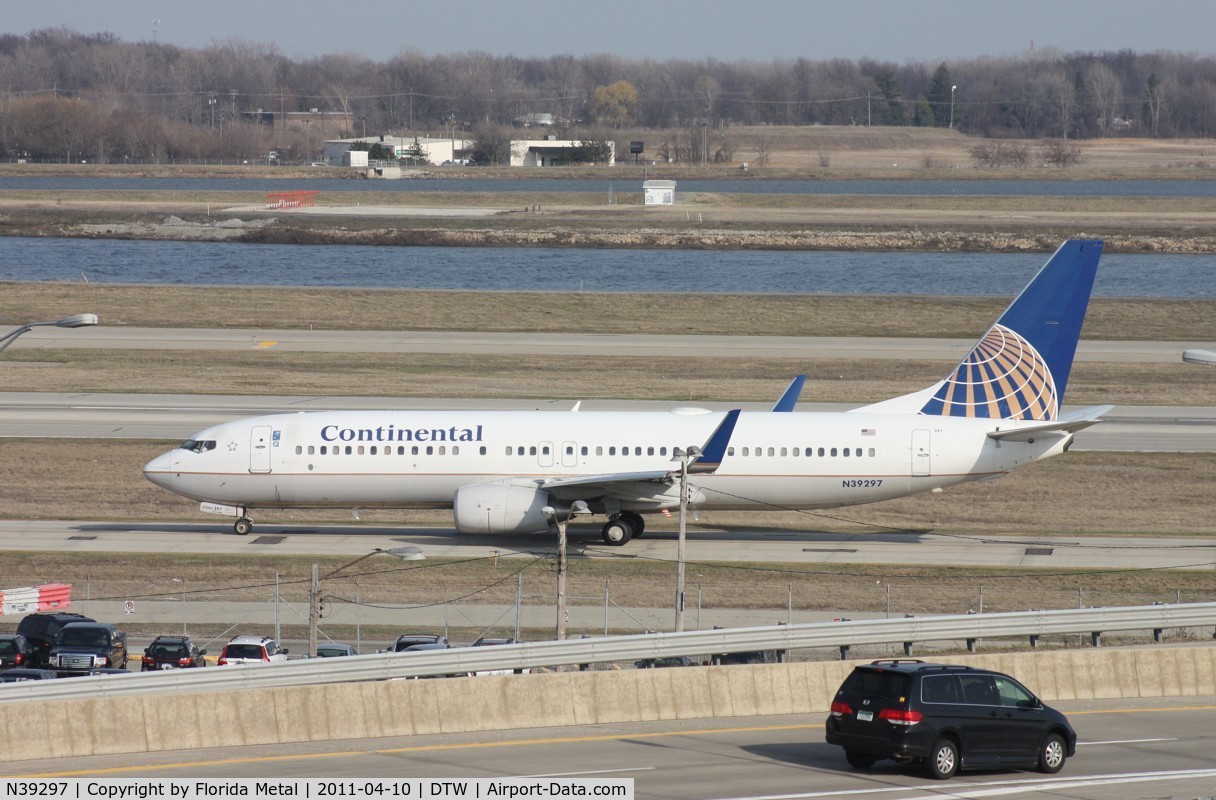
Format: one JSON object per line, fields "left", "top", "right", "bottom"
{"left": 234, "top": 517, "right": 254, "bottom": 535}
{"left": 620, "top": 512, "right": 645, "bottom": 538}
{"left": 601, "top": 516, "right": 635, "bottom": 546}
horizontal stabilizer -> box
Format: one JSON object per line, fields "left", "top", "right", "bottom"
{"left": 986, "top": 404, "right": 1114, "bottom": 442}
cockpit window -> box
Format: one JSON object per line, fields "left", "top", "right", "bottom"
{"left": 180, "top": 439, "right": 216, "bottom": 454}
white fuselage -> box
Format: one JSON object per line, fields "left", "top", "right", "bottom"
{"left": 143, "top": 407, "right": 1069, "bottom": 519}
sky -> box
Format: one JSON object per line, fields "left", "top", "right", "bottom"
{"left": 4, "top": 0, "right": 1215, "bottom": 63}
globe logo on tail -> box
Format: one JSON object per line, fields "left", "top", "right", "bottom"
{"left": 919, "top": 324, "right": 1058, "bottom": 420}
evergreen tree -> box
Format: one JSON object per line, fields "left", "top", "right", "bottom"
{"left": 872, "top": 67, "right": 906, "bottom": 125}
{"left": 926, "top": 63, "right": 955, "bottom": 127}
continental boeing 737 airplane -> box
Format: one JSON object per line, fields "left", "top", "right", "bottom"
{"left": 144, "top": 240, "right": 1110, "bottom": 545}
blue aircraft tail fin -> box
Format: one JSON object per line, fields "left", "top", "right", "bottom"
{"left": 857, "top": 240, "right": 1102, "bottom": 420}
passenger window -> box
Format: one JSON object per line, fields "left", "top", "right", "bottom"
{"left": 767, "top": 447, "right": 775, "bottom": 456}
{"left": 844, "top": 448, "right": 850, "bottom": 457}
{"left": 609, "top": 446, "right": 616, "bottom": 456}
{"left": 480, "top": 446, "right": 487, "bottom": 455}
{"left": 344, "top": 446, "right": 352, "bottom": 455}
{"left": 438, "top": 446, "right": 446, "bottom": 455}
{"left": 426, "top": 446, "right": 434, "bottom": 455}
{"left": 727, "top": 447, "right": 735, "bottom": 456}
{"left": 596, "top": 446, "right": 603, "bottom": 456}
{"left": 830, "top": 447, "right": 838, "bottom": 457}
{"left": 357, "top": 446, "right": 365, "bottom": 455}
{"left": 818, "top": 447, "right": 825, "bottom": 457}
{"left": 660, "top": 447, "right": 668, "bottom": 455}
{"left": 529, "top": 446, "right": 537, "bottom": 456}
{"left": 741, "top": 447, "right": 749, "bottom": 456}
{"left": 647, "top": 446, "right": 654, "bottom": 456}
{"left": 398, "top": 446, "right": 405, "bottom": 455}
{"left": 412, "top": 446, "right": 419, "bottom": 455}
{"left": 780, "top": 447, "right": 787, "bottom": 457}
{"left": 921, "top": 675, "right": 961, "bottom": 704}
{"left": 542, "top": 445, "right": 550, "bottom": 455}
{"left": 308, "top": 446, "right": 315, "bottom": 455}
{"left": 319, "top": 446, "right": 327, "bottom": 455}
{"left": 792, "top": 447, "right": 800, "bottom": 456}
{"left": 869, "top": 448, "right": 876, "bottom": 457}
{"left": 295, "top": 446, "right": 302, "bottom": 455}
{"left": 369, "top": 446, "right": 377, "bottom": 455}
{"left": 581, "top": 446, "right": 588, "bottom": 456}
{"left": 994, "top": 676, "right": 1036, "bottom": 708}
{"left": 960, "top": 675, "right": 999, "bottom": 706}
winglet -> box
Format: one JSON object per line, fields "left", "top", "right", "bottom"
{"left": 771, "top": 375, "right": 808, "bottom": 412}
{"left": 689, "top": 409, "right": 740, "bottom": 474}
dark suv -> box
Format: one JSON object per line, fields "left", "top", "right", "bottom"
{"left": 15, "top": 612, "right": 94, "bottom": 667}
{"left": 824, "top": 659, "right": 1076, "bottom": 780}
{"left": 47, "top": 622, "right": 128, "bottom": 672}
{"left": 141, "top": 635, "right": 207, "bottom": 671}
{"left": 0, "top": 634, "right": 34, "bottom": 668}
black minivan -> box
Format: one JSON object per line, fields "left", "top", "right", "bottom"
{"left": 824, "top": 659, "right": 1076, "bottom": 780}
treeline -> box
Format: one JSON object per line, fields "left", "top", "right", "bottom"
{"left": 2, "top": 27, "right": 1215, "bottom": 163}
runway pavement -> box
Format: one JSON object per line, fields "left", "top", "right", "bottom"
{"left": 7, "top": 324, "right": 1215, "bottom": 361}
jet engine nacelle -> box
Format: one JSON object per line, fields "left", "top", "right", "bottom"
{"left": 453, "top": 482, "right": 553, "bottom": 534}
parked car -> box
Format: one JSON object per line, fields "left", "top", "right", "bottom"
{"left": 47, "top": 622, "right": 128, "bottom": 672}
{"left": 388, "top": 634, "right": 449, "bottom": 652}
{"left": 824, "top": 659, "right": 1076, "bottom": 780}
{"left": 472, "top": 637, "right": 516, "bottom": 647}
{"left": 315, "top": 643, "right": 358, "bottom": 658}
{"left": 0, "top": 634, "right": 34, "bottom": 668}
{"left": 15, "top": 612, "right": 94, "bottom": 667}
{"left": 0, "top": 668, "right": 58, "bottom": 683}
{"left": 141, "top": 635, "right": 207, "bottom": 671}
{"left": 635, "top": 656, "right": 699, "bottom": 669}
{"left": 216, "top": 635, "right": 288, "bottom": 665}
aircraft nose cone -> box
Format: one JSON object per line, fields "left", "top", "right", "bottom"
{"left": 143, "top": 452, "right": 174, "bottom": 487}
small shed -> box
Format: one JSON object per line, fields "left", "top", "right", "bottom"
{"left": 643, "top": 180, "right": 676, "bottom": 205}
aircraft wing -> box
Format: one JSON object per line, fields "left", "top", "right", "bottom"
{"left": 541, "top": 470, "right": 671, "bottom": 491}
{"left": 539, "top": 409, "right": 741, "bottom": 492}
{"left": 986, "top": 404, "right": 1114, "bottom": 442}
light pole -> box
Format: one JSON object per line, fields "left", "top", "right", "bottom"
{"left": 949, "top": 85, "right": 958, "bottom": 129}
{"left": 0, "top": 313, "right": 98, "bottom": 355}
{"left": 307, "top": 546, "right": 424, "bottom": 657}
{"left": 543, "top": 501, "right": 589, "bottom": 640}
{"left": 672, "top": 445, "right": 701, "bottom": 632}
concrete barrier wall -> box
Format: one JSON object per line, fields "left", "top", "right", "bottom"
{"left": 4, "top": 644, "right": 1215, "bottom": 763}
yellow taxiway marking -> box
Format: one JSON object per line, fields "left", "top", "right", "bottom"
{"left": 255, "top": 340, "right": 278, "bottom": 348}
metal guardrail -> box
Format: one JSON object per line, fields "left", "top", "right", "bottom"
{"left": 3, "top": 602, "right": 1215, "bottom": 704}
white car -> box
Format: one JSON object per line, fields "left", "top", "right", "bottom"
{"left": 216, "top": 635, "right": 289, "bottom": 665}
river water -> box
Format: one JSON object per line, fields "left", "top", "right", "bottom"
{"left": 1, "top": 237, "right": 1211, "bottom": 297}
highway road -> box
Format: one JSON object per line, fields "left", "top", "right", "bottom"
{"left": 7, "top": 699, "right": 1216, "bottom": 799}
{"left": 1, "top": 391, "right": 1214, "bottom": 452}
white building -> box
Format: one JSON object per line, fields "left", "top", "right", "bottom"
{"left": 643, "top": 180, "right": 677, "bottom": 205}
{"left": 509, "top": 138, "right": 616, "bottom": 167}
{"left": 322, "top": 136, "right": 473, "bottom": 166}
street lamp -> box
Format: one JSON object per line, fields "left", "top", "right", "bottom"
{"left": 0, "top": 313, "right": 98, "bottom": 355}
{"left": 307, "top": 546, "right": 424, "bottom": 657}
{"left": 671, "top": 445, "right": 701, "bottom": 633}
{"left": 949, "top": 85, "right": 958, "bottom": 129}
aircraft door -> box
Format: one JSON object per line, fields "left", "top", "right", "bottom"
{"left": 250, "top": 425, "right": 273, "bottom": 473}
{"left": 911, "top": 429, "right": 931, "bottom": 476}
{"left": 538, "top": 441, "right": 555, "bottom": 468}
{"left": 561, "top": 441, "right": 578, "bottom": 468}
